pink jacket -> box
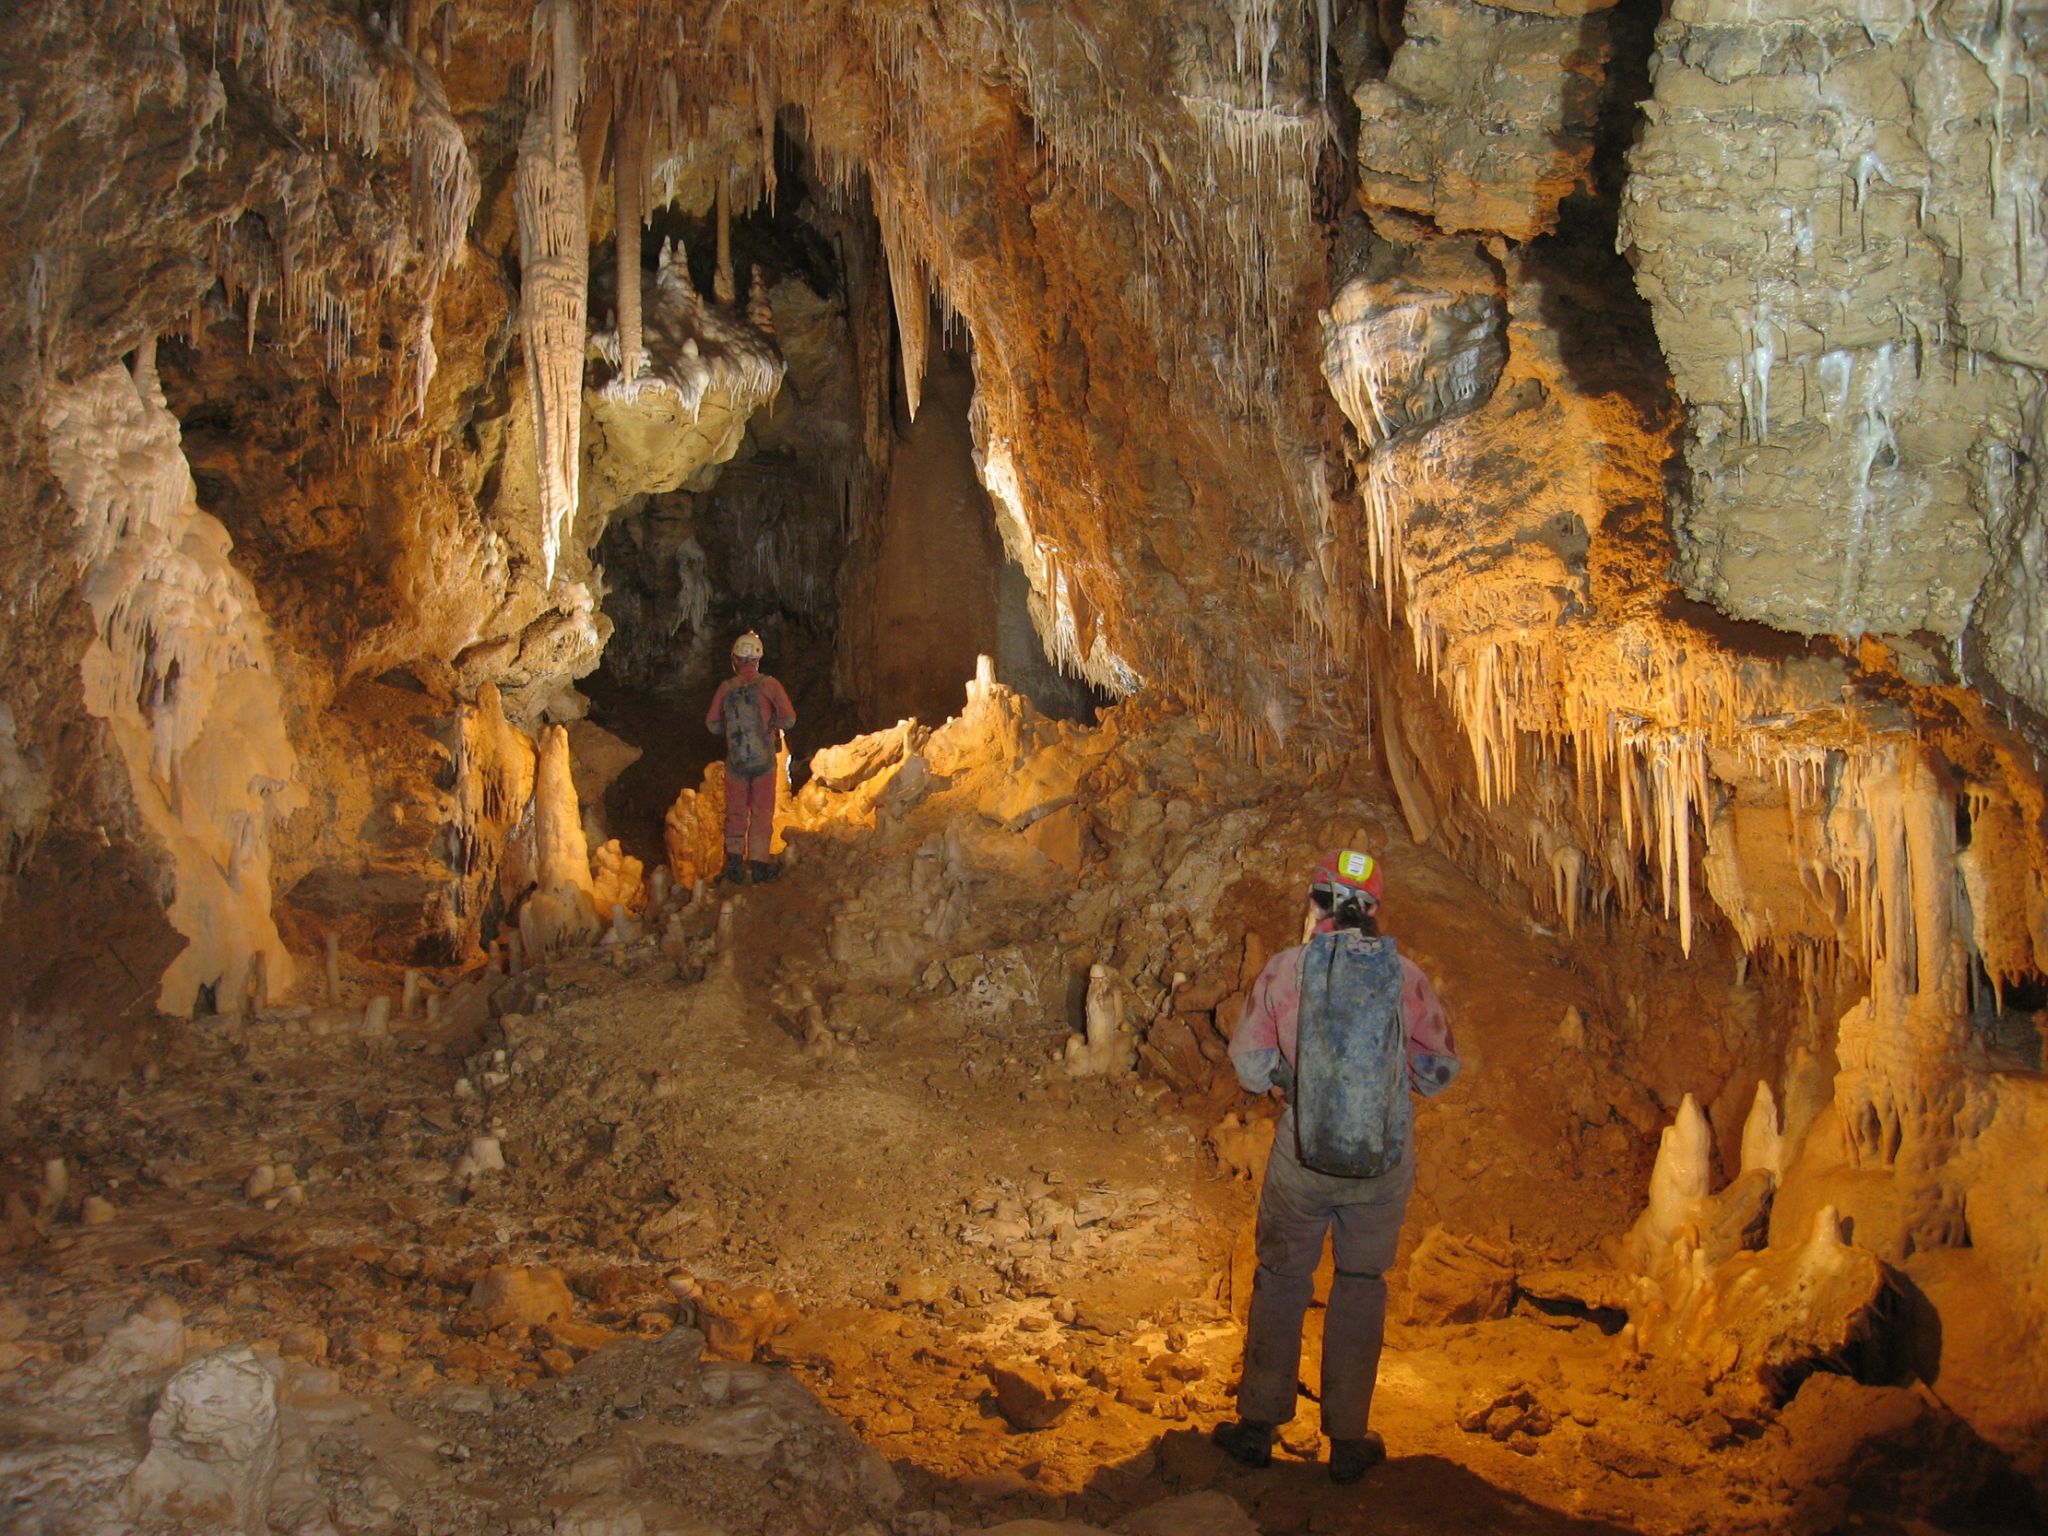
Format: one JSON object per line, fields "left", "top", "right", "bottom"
{"left": 1230, "top": 929, "right": 1459, "bottom": 1097}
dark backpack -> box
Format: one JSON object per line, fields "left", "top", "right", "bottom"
{"left": 1294, "top": 931, "right": 1410, "bottom": 1178}
{"left": 723, "top": 680, "right": 776, "bottom": 779}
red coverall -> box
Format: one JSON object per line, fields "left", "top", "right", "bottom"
{"left": 705, "top": 663, "right": 795, "bottom": 861}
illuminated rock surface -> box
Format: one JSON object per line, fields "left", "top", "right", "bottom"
{"left": 0, "top": 2, "right": 2045, "bottom": 1532}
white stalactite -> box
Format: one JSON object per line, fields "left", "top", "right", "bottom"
{"left": 876, "top": 188, "right": 929, "bottom": 422}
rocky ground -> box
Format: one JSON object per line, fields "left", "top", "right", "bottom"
{"left": 0, "top": 698, "right": 2024, "bottom": 1535}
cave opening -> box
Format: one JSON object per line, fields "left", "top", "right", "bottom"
{"left": 583, "top": 125, "right": 1104, "bottom": 866}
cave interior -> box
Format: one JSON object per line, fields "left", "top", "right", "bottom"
{"left": 2, "top": 2, "right": 2047, "bottom": 1534}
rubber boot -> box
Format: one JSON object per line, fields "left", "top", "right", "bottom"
{"left": 748, "top": 859, "right": 781, "bottom": 884}
{"left": 1328, "top": 1432, "right": 1385, "bottom": 1484}
{"left": 719, "top": 853, "right": 747, "bottom": 885}
{"left": 1211, "top": 1418, "right": 1275, "bottom": 1468}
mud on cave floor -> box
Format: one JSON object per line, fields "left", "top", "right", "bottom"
{"left": 0, "top": 703, "right": 1936, "bottom": 1535}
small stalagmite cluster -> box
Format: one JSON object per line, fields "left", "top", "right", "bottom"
{"left": 1, "top": 1, "right": 2046, "bottom": 1532}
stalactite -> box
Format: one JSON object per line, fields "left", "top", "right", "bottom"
{"left": 614, "top": 70, "right": 649, "bottom": 385}
{"left": 876, "top": 188, "right": 928, "bottom": 422}
{"left": 1834, "top": 742, "right": 1971, "bottom": 1170}
{"left": 714, "top": 172, "right": 737, "bottom": 305}
{"left": 515, "top": 0, "right": 590, "bottom": 584}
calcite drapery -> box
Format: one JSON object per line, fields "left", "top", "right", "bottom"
{"left": 42, "top": 347, "right": 301, "bottom": 1016}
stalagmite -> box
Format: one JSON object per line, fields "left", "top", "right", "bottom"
{"left": 1065, "top": 965, "right": 1137, "bottom": 1077}
{"left": 1625, "top": 1093, "right": 1713, "bottom": 1273}
{"left": 1740, "top": 1080, "right": 1784, "bottom": 1180}
{"left": 325, "top": 933, "right": 341, "bottom": 1005}
{"left": 519, "top": 723, "right": 601, "bottom": 959}
{"left": 515, "top": 0, "right": 589, "bottom": 583}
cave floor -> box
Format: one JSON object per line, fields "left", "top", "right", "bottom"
{"left": 0, "top": 711, "right": 1978, "bottom": 1535}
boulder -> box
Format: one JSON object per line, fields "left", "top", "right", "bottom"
{"left": 469, "top": 1265, "right": 575, "bottom": 1331}
{"left": 985, "top": 1359, "right": 1071, "bottom": 1431}
{"left": 809, "top": 724, "right": 911, "bottom": 793}
{"left": 122, "top": 1346, "right": 282, "bottom": 1535}
{"left": 696, "top": 1282, "right": 800, "bottom": 1362}
{"left": 1402, "top": 1226, "right": 1517, "bottom": 1325}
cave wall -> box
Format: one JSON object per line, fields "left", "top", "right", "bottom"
{"left": 1621, "top": 0, "right": 2048, "bottom": 718}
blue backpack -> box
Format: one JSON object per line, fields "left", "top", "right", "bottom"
{"left": 1294, "top": 932, "right": 1410, "bottom": 1179}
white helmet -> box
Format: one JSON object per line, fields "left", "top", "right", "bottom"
{"left": 731, "top": 630, "right": 764, "bottom": 662}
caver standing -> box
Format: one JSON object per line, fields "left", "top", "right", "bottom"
{"left": 705, "top": 630, "right": 796, "bottom": 884}
{"left": 1213, "top": 848, "right": 1460, "bottom": 1483}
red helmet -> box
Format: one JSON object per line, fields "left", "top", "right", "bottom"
{"left": 1312, "top": 848, "right": 1383, "bottom": 906}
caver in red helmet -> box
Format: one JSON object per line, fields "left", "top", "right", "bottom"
{"left": 1311, "top": 848, "right": 1383, "bottom": 906}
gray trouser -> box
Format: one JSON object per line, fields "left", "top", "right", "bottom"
{"left": 1238, "top": 1115, "right": 1414, "bottom": 1439}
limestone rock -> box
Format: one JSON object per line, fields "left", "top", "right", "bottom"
{"left": 1322, "top": 229, "right": 1507, "bottom": 449}
{"left": 469, "top": 1265, "right": 576, "bottom": 1331}
{"left": 1353, "top": 0, "right": 1612, "bottom": 241}
{"left": 661, "top": 1360, "right": 902, "bottom": 1510}
{"left": 54, "top": 1303, "right": 186, "bottom": 1415}
{"left": 1619, "top": 0, "right": 2048, "bottom": 704}
{"left": 1402, "top": 1225, "right": 1517, "bottom": 1325}
{"left": 122, "top": 1346, "right": 281, "bottom": 1535}
{"left": 564, "top": 719, "right": 646, "bottom": 809}
{"left": 985, "top": 1359, "right": 1071, "bottom": 1431}
{"left": 810, "top": 723, "right": 913, "bottom": 793}
{"left": 1207, "top": 1112, "right": 1275, "bottom": 1183}
{"left": 1020, "top": 801, "right": 1088, "bottom": 876}
{"left": 1772, "top": 1375, "right": 2007, "bottom": 1528}
{"left": 695, "top": 1283, "right": 800, "bottom": 1362}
